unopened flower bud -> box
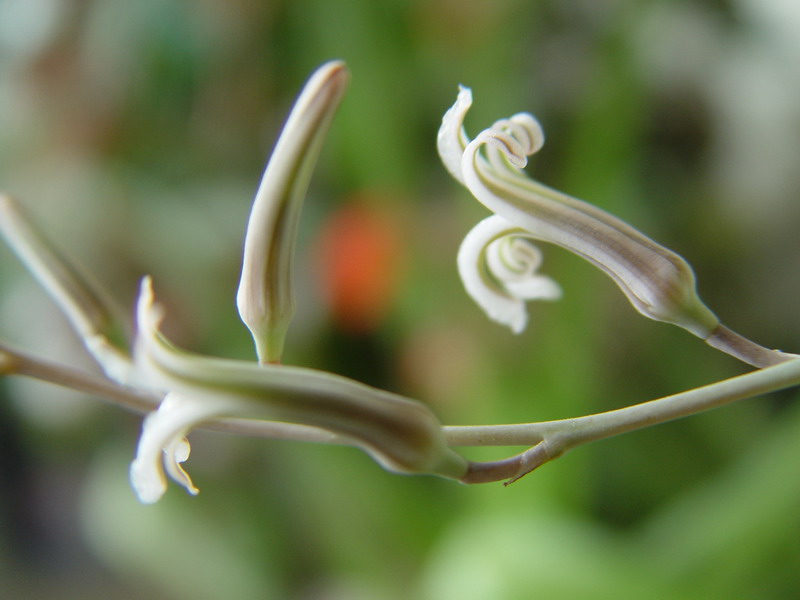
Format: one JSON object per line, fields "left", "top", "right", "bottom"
{"left": 237, "top": 61, "right": 349, "bottom": 363}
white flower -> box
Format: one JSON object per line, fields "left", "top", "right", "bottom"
{"left": 440, "top": 86, "right": 719, "bottom": 339}
{"left": 4, "top": 63, "right": 469, "bottom": 505}
{"left": 130, "top": 277, "right": 467, "bottom": 503}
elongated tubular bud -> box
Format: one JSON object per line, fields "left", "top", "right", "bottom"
{"left": 237, "top": 61, "right": 349, "bottom": 364}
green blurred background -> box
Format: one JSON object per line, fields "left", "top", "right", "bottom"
{"left": 2, "top": 0, "right": 800, "bottom": 598}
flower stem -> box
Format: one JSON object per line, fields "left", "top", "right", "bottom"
{"left": 0, "top": 343, "right": 350, "bottom": 445}
{"left": 0, "top": 195, "right": 134, "bottom": 379}
{"left": 704, "top": 324, "right": 797, "bottom": 367}
{"left": 452, "top": 357, "right": 800, "bottom": 483}
{"left": 4, "top": 341, "right": 800, "bottom": 485}
{"left": 0, "top": 342, "right": 156, "bottom": 412}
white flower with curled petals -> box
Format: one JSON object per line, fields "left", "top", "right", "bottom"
{"left": 440, "top": 86, "right": 720, "bottom": 339}
{"left": 130, "top": 278, "right": 242, "bottom": 503}
{"left": 458, "top": 215, "right": 561, "bottom": 333}
{"left": 130, "top": 277, "right": 467, "bottom": 503}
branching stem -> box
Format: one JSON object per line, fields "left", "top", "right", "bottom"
{"left": 455, "top": 357, "right": 800, "bottom": 483}
{"left": 3, "top": 342, "right": 799, "bottom": 485}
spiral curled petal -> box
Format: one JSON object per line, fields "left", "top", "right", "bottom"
{"left": 130, "top": 392, "right": 222, "bottom": 503}
{"left": 486, "top": 115, "right": 545, "bottom": 172}
{"left": 458, "top": 215, "right": 561, "bottom": 334}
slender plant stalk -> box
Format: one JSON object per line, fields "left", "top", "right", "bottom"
{"left": 0, "top": 195, "right": 134, "bottom": 383}
{"left": 704, "top": 324, "right": 796, "bottom": 368}
{"left": 454, "top": 357, "right": 800, "bottom": 483}
{"left": 0, "top": 343, "right": 349, "bottom": 445}
{"left": 0, "top": 343, "right": 156, "bottom": 412}
{"left": 3, "top": 342, "right": 799, "bottom": 483}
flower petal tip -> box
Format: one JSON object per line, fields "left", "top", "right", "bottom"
{"left": 130, "top": 457, "right": 167, "bottom": 505}
{"left": 135, "top": 276, "right": 162, "bottom": 331}
{"left": 164, "top": 438, "right": 200, "bottom": 497}
{"left": 437, "top": 86, "right": 474, "bottom": 184}
{"left": 493, "top": 307, "right": 528, "bottom": 335}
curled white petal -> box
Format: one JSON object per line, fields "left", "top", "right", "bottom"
{"left": 436, "top": 85, "right": 473, "bottom": 184}
{"left": 129, "top": 392, "right": 225, "bottom": 503}
{"left": 164, "top": 436, "right": 194, "bottom": 493}
{"left": 494, "top": 115, "right": 545, "bottom": 156}
{"left": 485, "top": 114, "right": 545, "bottom": 176}
{"left": 458, "top": 215, "right": 561, "bottom": 334}
{"left": 130, "top": 280, "right": 242, "bottom": 503}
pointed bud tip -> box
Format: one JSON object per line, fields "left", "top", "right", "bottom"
{"left": 311, "top": 60, "right": 350, "bottom": 97}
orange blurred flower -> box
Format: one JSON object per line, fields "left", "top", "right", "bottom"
{"left": 315, "top": 198, "right": 403, "bottom": 334}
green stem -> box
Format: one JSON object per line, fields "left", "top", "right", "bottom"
{"left": 454, "top": 357, "right": 800, "bottom": 483}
